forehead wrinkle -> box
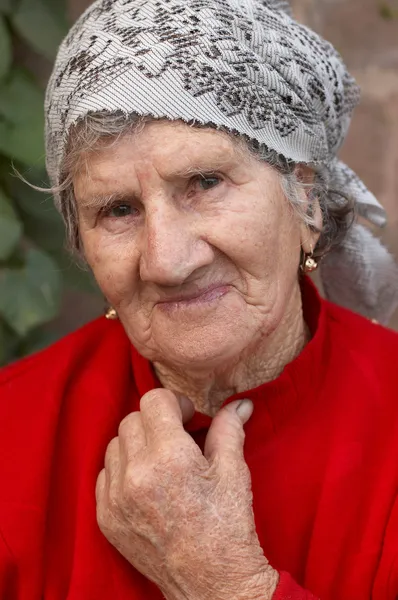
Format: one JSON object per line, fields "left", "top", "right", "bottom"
{"left": 75, "top": 129, "right": 248, "bottom": 210}
{"left": 156, "top": 140, "right": 245, "bottom": 179}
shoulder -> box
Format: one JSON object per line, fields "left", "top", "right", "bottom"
{"left": 0, "top": 316, "right": 129, "bottom": 393}
{"left": 324, "top": 300, "right": 398, "bottom": 385}
{"left": 325, "top": 300, "right": 398, "bottom": 348}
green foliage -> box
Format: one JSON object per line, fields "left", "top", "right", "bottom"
{"left": 0, "top": 70, "right": 45, "bottom": 165}
{"left": 0, "top": 0, "right": 13, "bottom": 15}
{"left": 12, "top": 0, "right": 69, "bottom": 61}
{"left": 0, "top": 0, "right": 98, "bottom": 366}
{"left": 0, "top": 16, "right": 12, "bottom": 79}
{"left": 0, "top": 190, "right": 22, "bottom": 259}
{"left": 378, "top": 2, "right": 398, "bottom": 20}
{"left": 0, "top": 248, "right": 61, "bottom": 336}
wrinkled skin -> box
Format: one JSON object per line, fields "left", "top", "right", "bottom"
{"left": 75, "top": 120, "right": 321, "bottom": 598}
{"left": 96, "top": 390, "right": 278, "bottom": 600}
{"left": 75, "top": 120, "right": 321, "bottom": 411}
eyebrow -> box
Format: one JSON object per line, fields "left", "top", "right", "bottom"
{"left": 77, "top": 191, "right": 135, "bottom": 212}
{"left": 172, "top": 153, "right": 240, "bottom": 177}
{"left": 77, "top": 149, "right": 243, "bottom": 211}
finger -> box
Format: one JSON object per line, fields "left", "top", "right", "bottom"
{"left": 96, "top": 468, "right": 106, "bottom": 504}
{"left": 104, "top": 436, "right": 120, "bottom": 476}
{"left": 204, "top": 399, "right": 253, "bottom": 465}
{"left": 103, "top": 437, "right": 122, "bottom": 503}
{"left": 96, "top": 469, "right": 111, "bottom": 535}
{"left": 140, "top": 388, "right": 195, "bottom": 447}
{"left": 118, "top": 411, "right": 147, "bottom": 464}
{"left": 103, "top": 437, "right": 126, "bottom": 517}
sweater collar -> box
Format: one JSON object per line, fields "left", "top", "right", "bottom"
{"left": 130, "top": 277, "right": 330, "bottom": 433}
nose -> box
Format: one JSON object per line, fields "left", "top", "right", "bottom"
{"left": 139, "top": 203, "right": 214, "bottom": 286}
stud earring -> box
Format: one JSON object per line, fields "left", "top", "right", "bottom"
{"left": 105, "top": 307, "right": 118, "bottom": 320}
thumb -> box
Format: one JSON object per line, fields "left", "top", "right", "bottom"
{"left": 204, "top": 399, "right": 253, "bottom": 464}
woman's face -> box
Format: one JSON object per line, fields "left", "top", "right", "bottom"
{"left": 74, "top": 120, "right": 312, "bottom": 369}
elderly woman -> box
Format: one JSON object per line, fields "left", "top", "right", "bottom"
{"left": 1, "top": 0, "right": 398, "bottom": 598}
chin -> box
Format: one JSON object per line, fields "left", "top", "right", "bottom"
{"left": 156, "top": 341, "right": 241, "bottom": 370}
{"left": 124, "top": 294, "right": 260, "bottom": 367}
{"left": 150, "top": 319, "right": 255, "bottom": 369}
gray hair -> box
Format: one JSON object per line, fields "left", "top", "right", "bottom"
{"left": 52, "top": 111, "right": 354, "bottom": 259}
{"left": 42, "top": 0, "right": 398, "bottom": 324}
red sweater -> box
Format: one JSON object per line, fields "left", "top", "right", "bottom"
{"left": 1, "top": 281, "right": 398, "bottom": 600}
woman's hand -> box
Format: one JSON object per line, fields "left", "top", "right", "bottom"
{"left": 95, "top": 389, "right": 278, "bottom": 600}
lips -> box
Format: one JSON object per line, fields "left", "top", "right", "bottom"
{"left": 157, "top": 284, "right": 231, "bottom": 308}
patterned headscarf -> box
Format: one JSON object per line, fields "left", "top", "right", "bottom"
{"left": 45, "top": 0, "right": 398, "bottom": 324}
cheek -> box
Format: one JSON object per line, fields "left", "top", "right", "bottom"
{"left": 82, "top": 230, "right": 139, "bottom": 304}
{"left": 210, "top": 190, "right": 300, "bottom": 277}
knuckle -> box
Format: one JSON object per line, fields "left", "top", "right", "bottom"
{"left": 95, "top": 469, "right": 106, "bottom": 503}
{"left": 104, "top": 437, "right": 119, "bottom": 468}
{"left": 105, "top": 437, "right": 119, "bottom": 469}
{"left": 106, "top": 436, "right": 119, "bottom": 455}
{"left": 96, "top": 504, "right": 110, "bottom": 534}
{"left": 225, "top": 415, "right": 246, "bottom": 441}
{"left": 121, "top": 466, "right": 152, "bottom": 511}
{"left": 140, "top": 387, "right": 175, "bottom": 411}
{"left": 118, "top": 411, "right": 140, "bottom": 436}
{"left": 124, "top": 463, "right": 147, "bottom": 492}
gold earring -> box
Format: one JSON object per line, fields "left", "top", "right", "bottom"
{"left": 105, "top": 307, "right": 118, "bottom": 320}
{"left": 300, "top": 247, "right": 318, "bottom": 273}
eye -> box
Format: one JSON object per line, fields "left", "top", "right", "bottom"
{"left": 197, "top": 175, "right": 221, "bottom": 191}
{"left": 108, "top": 204, "right": 134, "bottom": 218}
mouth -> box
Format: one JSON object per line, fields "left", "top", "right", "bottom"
{"left": 157, "top": 284, "right": 231, "bottom": 311}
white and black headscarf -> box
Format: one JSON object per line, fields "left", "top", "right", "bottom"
{"left": 45, "top": 0, "right": 398, "bottom": 324}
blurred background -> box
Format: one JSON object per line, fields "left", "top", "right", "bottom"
{"left": 0, "top": 0, "right": 397, "bottom": 366}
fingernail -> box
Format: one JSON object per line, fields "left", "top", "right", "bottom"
{"left": 236, "top": 399, "right": 254, "bottom": 424}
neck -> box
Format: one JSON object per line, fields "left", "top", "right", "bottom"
{"left": 153, "top": 283, "right": 309, "bottom": 416}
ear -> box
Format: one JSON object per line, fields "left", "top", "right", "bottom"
{"left": 294, "top": 164, "right": 323, "bottom": 254}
